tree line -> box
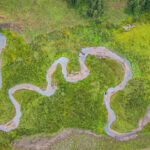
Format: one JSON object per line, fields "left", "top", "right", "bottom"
{"left": 128, "top": 0, "right": 150, "bottom": 14}
{"left": 66, "top": 0, "right": 104, "bottom": 18}
{"left": 65, "top": 0, "right": 150, "bottom": 18}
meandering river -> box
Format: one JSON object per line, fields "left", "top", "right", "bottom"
{"left": 0, "top": 33, "right": 150, "bottom": 141}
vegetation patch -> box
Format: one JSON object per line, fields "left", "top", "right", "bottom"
{"left": 0, "top": 25, "right": 124, "bottom": 148}
{"left": 0, "top": 0, "right": 87, "bottom": 40}
{"left": 0, "top": 0, "right": 150, "bottom": 147}
{"left": 110, "top": 23, "right": 150, "bottom": 132}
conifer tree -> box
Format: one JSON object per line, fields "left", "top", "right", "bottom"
{"left": 128, "top": 0, "right": 150, "bottom": 14}
{"left": 65, "top": 0, "right": 104, "bottom": 18}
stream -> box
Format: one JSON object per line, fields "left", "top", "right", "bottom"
{"left": 0, "top": 33, "right": 150, "bottom": 141}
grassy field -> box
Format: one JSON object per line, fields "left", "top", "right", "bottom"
{"left": 0, "top": 25, "right": 124, "bottom": 149}
{"left": 48, "top": 133, "right": 150, "bottom": 150}
{"left": 0, "top": 0, "right": 132, "bottom": 41}
{"left": 104, "top": 0, "right": 129, "bottom": 24}
{"left": 13, "top": 132, "right": 150, "bottom": 150}
{"left": 0, "top": 0, "right": 150, "bottom": 149}
{"left": 0, "top": 0, "right": 87, "bottom": 40}
{"left": 109, "top": 22, "right": 150, "bottom": 132}
{"left": 0, "top": 17, "right": 150, "bottom": 149}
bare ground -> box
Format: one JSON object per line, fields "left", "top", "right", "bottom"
{"left": 12, "top": 128, "right": 102, "bottom": 150}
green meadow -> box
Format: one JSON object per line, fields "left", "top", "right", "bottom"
{"left": 0, "top": 0, "right": 87, "bottom": 40}
{"left": 0, "top": 0, "right": 150, "bottom": 149}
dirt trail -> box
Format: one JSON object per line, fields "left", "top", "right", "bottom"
{"left": 0, "top": 34, "right": 150, "bottom": 141}
{"left": 12, "top": 128, "right": 102, "bottom": 150}
{"left": 0, "top": 23, "right": 22, "bottom": 33}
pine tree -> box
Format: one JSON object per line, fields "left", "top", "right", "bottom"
{"left": 144, "top": 0, "right": 150, "bottom": 11}
{"left": 128, "top": 0, "right": 150, "bottom": 14}
{"left": 87, "top": 0, "right": 104, "bottom": 17}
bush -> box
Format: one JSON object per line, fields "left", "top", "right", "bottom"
{"left": 65, "top": 0, "right": 104, "bottom": 18}
{"left": 127, "top": 0, "right": 150, "bottom": 15}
